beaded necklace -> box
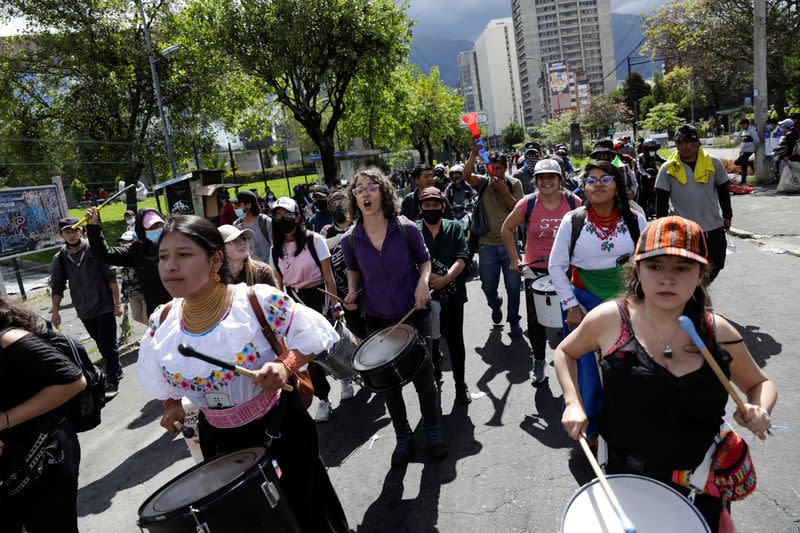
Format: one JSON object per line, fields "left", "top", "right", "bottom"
{"left": 587, "top": 206, "right": 622, "bottom": 241}
{"left": 181, "top": 282, "right": 230, "bottom": 334}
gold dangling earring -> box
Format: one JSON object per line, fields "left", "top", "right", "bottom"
{"left": 213, "top": 272, "right": 221, "bottom": 283}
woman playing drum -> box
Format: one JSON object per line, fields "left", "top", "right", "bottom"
{"left": 341, "top": 168, "right": 446, "bottom": 466}
{"left": 502, "top": 158, "right": 582, "bottom": 385}
{"left": 549, "top": 160, "right": 647, "bottom": 440}
{"left": 555, "top": 216, "right": 777, "bottom": 531}
{"left": 136, "top": 214, "right": 349, "bottom": 532}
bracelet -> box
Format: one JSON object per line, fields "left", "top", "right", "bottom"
{"left": 277, "top": 351, "right": 301, "bottom": 375}
{"left": 328, "top": 303, "right": 343, "bottom": 314}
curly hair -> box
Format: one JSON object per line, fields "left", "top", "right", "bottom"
{"left": 345, "top": 167, "right": 399, "bottom": 221}
{"left": 0, "top": 296, "right": 48, "bottom": 336}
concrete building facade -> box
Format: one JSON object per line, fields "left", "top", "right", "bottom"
{"left": 474, "top": 18, "right": 525, "bottom": 140}
{"left": 456, "top": 50, "right": 483, "bottom": 113}
{"left": 511, "top": 0, "right": 616, "bottom": 127}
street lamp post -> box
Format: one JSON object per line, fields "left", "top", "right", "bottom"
{"left": 135, "top": 0, "right": 178, "bottom": 180}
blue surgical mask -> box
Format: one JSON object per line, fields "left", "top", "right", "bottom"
{"left": 145, "top": 228, "right": 163, "bottom": 243}
{"left": 235, "top": 208, "right": 245, "bottom": 218}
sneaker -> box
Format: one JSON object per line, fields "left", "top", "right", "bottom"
{"left": 509, "top": 323, "right": 524, "bottom": 338}
{"left": 391, "top": 430, "right": 414, "bottom": 467}
{"left": 104, "top": 382, "right": 119, "bottom": 401}
{"left": 456, "top": 384, "right": 472, "bottom": 405}
{"left": 491, "top": 297, "right": 504, "bottom": 325}
{"left": 314, "top": 400, "right": 332, "bottom": 422}
{"left": 340, "top": 380, "right": 355, "bottom": 401}
{"left": 532, "top": 359, "right": 547, "bottom": 385}
{"left": 423, "top": 423, "right": 448, "bottom": 460}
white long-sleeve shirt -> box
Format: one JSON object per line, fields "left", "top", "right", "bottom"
{"left": 548, "top": 209, "right": 648, "bottom": 309}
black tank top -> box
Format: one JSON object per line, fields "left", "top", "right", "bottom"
{"left": 599, "top": 301, "right": 731, "bottom": 476}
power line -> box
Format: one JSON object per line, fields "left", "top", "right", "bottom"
{"left": 605, "top": 0, "right": 656, "bottom": 82}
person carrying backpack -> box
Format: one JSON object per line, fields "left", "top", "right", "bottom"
{"left": 0, "top": 297, "right": 87, "bottom": 533}
{"left": 233, "top": 190, "right": 273, "bottom": 265}
{"left": 270, "top": 197, "right": 345, "bottom": 422}
{"left": 501, "top": 159, "right": 582, "bottom": 385}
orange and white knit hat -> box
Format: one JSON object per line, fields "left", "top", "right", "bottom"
{"left": 634, "top": 216, "right": 708, "bottom": 265}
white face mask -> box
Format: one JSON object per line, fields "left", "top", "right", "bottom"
{"left": 125, "top": 218, "right": 134, "bottom": 225}
{"left": 648, "top": 151, "right": 656, "bottom": 157}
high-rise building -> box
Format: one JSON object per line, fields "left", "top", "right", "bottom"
{"left": 474, "top": 18, "right": 525, "bottom": 140}
{"left": 456, "top": 50, "right": 483, "bottom": 113}
{"left": 511, "top": 0, "right": 616, "bottom": 127}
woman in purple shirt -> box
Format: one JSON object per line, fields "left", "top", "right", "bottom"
{"left": 341, "top": 168, "right": 446, "bottom": 467}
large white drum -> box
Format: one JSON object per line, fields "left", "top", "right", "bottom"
{"left": 531, "top": 275, "right": 563, "bottom": 329}
{"left": 561, "top": 474, "right": 710, "bottom": 533}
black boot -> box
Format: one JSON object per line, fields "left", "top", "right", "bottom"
{"left": 432, "top": 339, "right": 443, "bottom": 386}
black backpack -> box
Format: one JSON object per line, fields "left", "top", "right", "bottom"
{"left": 48, "top": 331, "right": 107, "bottom": 432}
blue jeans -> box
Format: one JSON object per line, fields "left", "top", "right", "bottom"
{"left": 478, "top": 243, "right": 521, "bottom": 325}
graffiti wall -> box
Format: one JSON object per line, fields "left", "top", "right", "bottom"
{"left": 0, "top": 185, "right": 67, "bottom": 258}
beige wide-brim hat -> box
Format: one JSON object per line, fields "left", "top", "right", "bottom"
{"left": 218, "top": 224, "right": 254, "bottom": 243}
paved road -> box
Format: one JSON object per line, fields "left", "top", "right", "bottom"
{"left": 74, "top": 233, "right": 800, "bottom": 532}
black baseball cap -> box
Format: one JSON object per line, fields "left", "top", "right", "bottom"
{"left": 58, "top": 218, "right": 79, "bottom": 231}
{"left": 236, "top": 190, "right": 258, "bottom": 205}
{"left": 674, "top": 124, "right": 700, "bottom": 142}
{"left": 589, "top": 139, "right": 616, "bottom": 158}
{"left": 524, "top": 141, "right": 541, "bottom": 154}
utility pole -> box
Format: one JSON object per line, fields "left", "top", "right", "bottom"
{"left": 753, "top": 0, "right": 768, "bottom": 183}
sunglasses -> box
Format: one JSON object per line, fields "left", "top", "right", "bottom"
{"left": 352, "top": 184, "right": 380, "bottom": 197}
{"left": 584, "top": 175, "right": 615, "bottom": 187}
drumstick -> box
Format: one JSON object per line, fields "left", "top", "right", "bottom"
{"left": 382, "top": 306, "right": 417, "bottom": 341}
{"left": 316, "top": 287, "right": 340, "bottom": 300}
{"left": 70, "top": 183, "right": 136, "bottom": 229}
{"left": 177, "top": 344, "right": 294, "bottom": 392}
{"left": 172, "top": 420, "right": 196, "bottom": 439}
{"left": 678, "top": 316, "right": 766, "bottom": 441}
{"left": 579, "top": 436, "right": 637, "bottom": 533}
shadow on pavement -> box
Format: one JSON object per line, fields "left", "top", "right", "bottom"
{"left": 317, "top": 387, "right": 391, "bottom": 468}
{"left": 127, "top": 399, "right": 162, "bottom": 430}
{"left": 78, "top": 432, "right": 189, "bottom": 517}
{"left": 119, "top": 348, "right": 141, "bottom": 371}
{"left": 356, "top": 403, "right": 481, "bottom": 532}
{"left": 474, "top": 327, "right": 531, "bottom": 426}
{"left": 726, "top": 319, "right": 782, "bottom": 368}
{"left": 566, "top": 445, "right": 594, "bottom": 488}
{"left": 519, "top": 381, "right": 573, "bottom": 450}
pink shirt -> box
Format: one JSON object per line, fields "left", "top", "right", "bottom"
{"left": 514, "top": 193, "right": 582, "bottom": 268}
{"left": 277, "top": 233, "right": 331, "bottom": 289}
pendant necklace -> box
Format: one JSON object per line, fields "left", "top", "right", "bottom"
{"left": 645, "top": 308, "right": 680, "bottom": 358}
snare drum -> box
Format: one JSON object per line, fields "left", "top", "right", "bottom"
{"left": 352, "top": 324, "right": 428, "bottom": 392}
{"left": 138, "top": 447, "right": 300, "bottom": 532}
{"left": 531, "top": 275, "right": 563, "bottom": 329}
{"left": 561, "top": 474, "right": 710, "bottom": 533}
{"left": 315, "top": 320, "right": 360, "bottom": 381}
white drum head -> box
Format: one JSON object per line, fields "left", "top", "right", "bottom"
{"left": 353, "top": 324, "right": 417, "bottom": 371}
{"left": 531, "top": 275, "right": 556, "bottom": 295}
{"left": 147, "top": 447, "right": 265, "bottom": 514}
{"left": 561, "top": 474, "right": 710, "bottom": 533}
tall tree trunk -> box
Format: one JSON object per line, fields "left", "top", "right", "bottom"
{"left": 318, "top": 134, "right": 338, "bottom": 185}
{"left": 424, "top": 137, "right": 434, "bottom": 165}
{"left": 412, "top": 141, "right": 426, "bottom": 166}
{"left": 125, "top": 163, "right": 143, "bottom": 214}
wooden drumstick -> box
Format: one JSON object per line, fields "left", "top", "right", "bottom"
{"left": 579, "top": 436, "right": 637, "bottom": 533}
{"left": 678, "top": 316, "right": 766, "bottom": 441}
{"left": 382, "top": 306, "right": 417, "bottom": 341}
{"left": 316, "top": 287, "right": 340, "bottom": 300}
{"left": 177, "top": 344, "right": 294, "bottom": 392}
{"left": 70, "top": 183, "right": 136, "bottom": 228}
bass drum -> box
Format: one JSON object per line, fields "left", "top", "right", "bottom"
{"left": 561, "top": 474, "right": 710, "bottom": 533}
{"left": 138, "top": 447, "right": 300, "bottom": 533}
{"left": 352, "top": 324, "right": 427, "bottom": 392}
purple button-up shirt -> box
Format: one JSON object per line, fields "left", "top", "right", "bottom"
{"left": 341, "top": 216, "right": 430, "bottom": 320}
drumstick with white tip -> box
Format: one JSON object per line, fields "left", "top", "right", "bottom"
{"left": 678, "top": 316, "right": 766, "bottom": 441}
{"left": 579, "top": 436, "right": 637, "bottom": 533}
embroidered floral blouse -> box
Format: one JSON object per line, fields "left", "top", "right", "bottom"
{"left": 137, "top": 283, "right": 338, "bottom": 409}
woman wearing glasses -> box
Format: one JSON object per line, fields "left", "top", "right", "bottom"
{"left": 340, "top": 168, "right": 446, "bottom": 467}
{"left": 548, "top": 160, "right": 648, "bottom": 443}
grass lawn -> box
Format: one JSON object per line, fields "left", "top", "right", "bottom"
{"left": 13, "top": 173, "right": 320, "bottom": 266}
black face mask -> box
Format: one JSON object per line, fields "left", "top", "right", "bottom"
{"left": 421, "top": 209, "right": 443, "bottom": 225}
{"left": 314, "top": 200, "right": 327, "bottom": 211}
{"left": 331, "top": 207, "right": 347, "bottom": 224}
{"left": 276, "top": 217, "right": 297, "bottom": 234}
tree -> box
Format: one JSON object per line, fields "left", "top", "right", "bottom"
{"left": 501, "top": 123, "right": 525, "bottom": 150}
{"left": 641, "top": 103, "right": 685, "bottom": 136}
{"left": 623, "top": 72, "right": 651, "bottom": 115}
{"left": 186, "top": 0, "right": 411, "bottom": 184}
{"left": 406, "top": 66, "right": 464, "bottom": 164}
{"left": 537, "top": 111, "right": 575, "bottom": 146}
{"left": 583, "top": 95, "right": 633, "bottom": 138}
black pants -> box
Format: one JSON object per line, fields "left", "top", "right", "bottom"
{"left": 734, "top": 151, "right": 754, "bottom": 182}
{"left": 705, "top": 227, "right": 727, "bottom": 283}
{"left": 524, "top": 269, "right": 550, "bottom": 361}
{"left": 292, "top": 285, "right": 332, "bottom": 401}
{"left": 365, "top": 311, "right": 439, "bottom": 433}
{"left": 81, "top": 311, "right": 120, "bottom": 386}
{"left": 3, "top": 424, "right": 81, "bottom": 533}
{"left": 438, "top": 301, "right": 467, "bottom": 385}
{"left": 198, "top": 389, "right": 349, "bottom": 533}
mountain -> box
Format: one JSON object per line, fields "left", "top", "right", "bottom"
{"left": 410, "top": 32, "right": 473, "bottom": 88}
{"left": 611, "top": 13, "right": 663, "bottom": 81}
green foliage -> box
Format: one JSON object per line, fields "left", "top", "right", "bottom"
{"left": 70, "top": 179, "right": 87, "bottom": 202}
{"left": 406, "top": 66, "right": 464, "bottom": 164}
{"left": 623, "top": 72, "right": 651, "bottom": 114}
{"left": 501, "top": 123, "right": 525, "bottom": 150}
{"left": 537, "top": 112, "right": 575, "bottom": 146}
{"left": 584, "top": 96, "right": 632, "bottom": 138}
{"left": 642, "top": 103, "right": 685, "bottom": 136}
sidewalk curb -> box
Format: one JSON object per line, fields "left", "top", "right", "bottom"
{"left": 728, "top": 227, "right": 800, "bottom": 258}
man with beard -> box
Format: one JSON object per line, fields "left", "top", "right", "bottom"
{"left": 50, "top": 218, "right": 123, "bottom": 399}
{"left": 513, "top": 142, "right": 542, "bottom": 195}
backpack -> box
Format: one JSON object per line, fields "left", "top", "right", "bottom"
{"left": 234, "top": 214, "right": 272, "bottom": 246}
{"left": 567, "top": 207, "right": 640, "bottom": 261}
{"left": 48, "top": 330, "right": 107, "bottom": 432}
{"left": 523, "top": 191, "right": 577, "bottom": 227}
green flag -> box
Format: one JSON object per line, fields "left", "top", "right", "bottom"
{"left": 612, "top": 154, "right": 624, "bottom": 168}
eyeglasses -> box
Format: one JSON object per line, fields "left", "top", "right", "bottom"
{"left": 352, "top": 184, "right": 380, "bottom": 197}
{"left": 584, "top": 175, "right": 615, "bottom": 187}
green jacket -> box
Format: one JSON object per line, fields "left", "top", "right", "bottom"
{"left": 417, "top": 218, "right": 469, "bottom": 305}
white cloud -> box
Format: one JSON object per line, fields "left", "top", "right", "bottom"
{"left": 0, "top": 17, "right": 26, "bottom": 37}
